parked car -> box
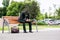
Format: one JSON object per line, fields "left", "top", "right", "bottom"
{"left": 43, "top": 19, "right": 58, "bottom": 25}
{"left": 37, "top": 19, "right": 60, "bottom": 25}
{"left": 43, "top": 19, "right": 52, "bottom": 24}
{"left": 48, "top": 20, "right": 58, "bottom": 25}
{"left": 55, "top": 20, "right": 60, "bottom": 24}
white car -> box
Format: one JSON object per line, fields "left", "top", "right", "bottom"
{"left": 56, "top": 20, "right": 60, "bottom": 24}
{"left": 44, "top": 19, "right": 58, "bottom": 25}
{"left": 43, "top": 19, "right": 52, "bottom": 24}
{"left": 48, "top": 20, "right": 58, "bottom": 25}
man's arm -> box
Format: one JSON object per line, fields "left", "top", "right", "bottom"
{"left": 26, "top": 13, "right": 30, "bottom": 19}
{"left": 26, "top": 14, "right": 31, "bottom": 22}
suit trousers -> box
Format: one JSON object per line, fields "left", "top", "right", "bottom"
{"left": 23, "top": 21, "right": 32, "bottom": 32}
{"left": 18, "top": 19, "right": 32, "bottom": 32}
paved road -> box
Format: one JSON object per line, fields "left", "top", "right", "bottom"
{"left": 0, "top": 28, "right": 60, "bottom": 40}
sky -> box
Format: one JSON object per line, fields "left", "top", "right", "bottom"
{"left": 0, "top": 0, "right": 3, "bottom": 7}
{"left": 37, "top": 0, "right": 60, "bottom": 13}
{"left": 0, "top": 0, "right": 60, "bottom": 14}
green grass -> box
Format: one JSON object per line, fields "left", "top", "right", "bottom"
{"left": 0, "top": 25, "right": 60, "bottom": 31}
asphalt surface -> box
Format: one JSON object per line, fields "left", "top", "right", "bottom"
{"left": 0, "top": 28, "right": 60, "bottom": 40}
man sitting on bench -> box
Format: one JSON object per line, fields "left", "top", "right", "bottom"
{"left": 18, "top": 9, "right": 32, "bottom": 33}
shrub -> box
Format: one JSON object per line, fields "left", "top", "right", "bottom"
{"left": 37, "top": 21, "right": 46, "bottom": 25}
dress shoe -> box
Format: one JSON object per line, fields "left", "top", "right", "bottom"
{"left": 24, "top": 32, "right": 28, "bottom": 33}
{"left": 29, "top": 31, "right": 33, "bottom": 33}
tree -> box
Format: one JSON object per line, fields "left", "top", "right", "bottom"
{"left": 0, "top": 7, "right": 3, "bottom": 18}
{"left": 45, "top": 12, "right": 48, "bottom": 18}
{"left": 24, "top": 1, "right": 41, "bottom": 19}
{"left": 2, "top": 0, "right": 10, "bottom": 16}
{"left": 56, "top": 8, "right": 60, "bottom": 19}
{"left": 7, "top": 1, "right": 20, "bottom": 16}
{"left": 2, "top": 0, "right": 10, "bottom": 7}
{"left": 7, "top": 0, "right": 41, "bottom": 20}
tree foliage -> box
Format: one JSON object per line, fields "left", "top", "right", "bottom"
{"left": 56, "top": 8, "right": 60, "bottom": 19}
{"left": 7, "top": 1, "right": 20, "bottom": 16}
{"left": 7, "top": 0, "right": 41, "bottom": 20}
{"left": 2, "top": 0, "right": 10, "bottom": 16}
{"left": 45, "top": 12, "right": 48, "bottom": 18}
{"left": 2, "top": 0, "right": 10, "bottom": 7}
{"left": 0, "top": 7, "right": 3, "bottom": 17}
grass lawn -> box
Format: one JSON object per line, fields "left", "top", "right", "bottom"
{"left": 0, "top": 25, "right": 60, "bottom": 31}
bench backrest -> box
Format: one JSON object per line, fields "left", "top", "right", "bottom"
{"left": 3, "top": 16, "right": 20, "bottom": 24}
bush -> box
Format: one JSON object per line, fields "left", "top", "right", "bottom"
{"left": 37, "top": 21, "right": 47, "bottom": 25}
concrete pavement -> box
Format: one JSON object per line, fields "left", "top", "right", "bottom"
{"left": 0, "top": 28, "right": 60, "bottom": 40}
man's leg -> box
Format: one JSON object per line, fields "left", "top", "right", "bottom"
{"left": 28, "top": 22, "right": 32, "bottom": 32}
{"left": 23, "top": 22, "right": 27, "bottom": 33}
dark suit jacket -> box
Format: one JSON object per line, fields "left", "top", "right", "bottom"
{"left": 18, "top": 11, "right": 30, "bottom": 22}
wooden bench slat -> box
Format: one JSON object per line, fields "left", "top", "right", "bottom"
{"left": 3, "top": 16, "right": 20, "bottom": 24}
{"left": 3, "top": 16, "right": 36, "bottom": 24}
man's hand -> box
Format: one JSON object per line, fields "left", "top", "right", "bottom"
{"left": 26, "top": 19, "right": 31, "bottom": 22}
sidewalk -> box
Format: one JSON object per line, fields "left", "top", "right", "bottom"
{"left": 0, "top": 28, "right": 60, "bottom": 40}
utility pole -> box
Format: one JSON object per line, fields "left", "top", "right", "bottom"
{"left": 48, "top": 7, "right": 51, "bottom": 19}
{"left": 53, "top": 4, "right": 56, "bottom": 19}
{"left": 42, "top": 9, "right": 45, "bottom": 19}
